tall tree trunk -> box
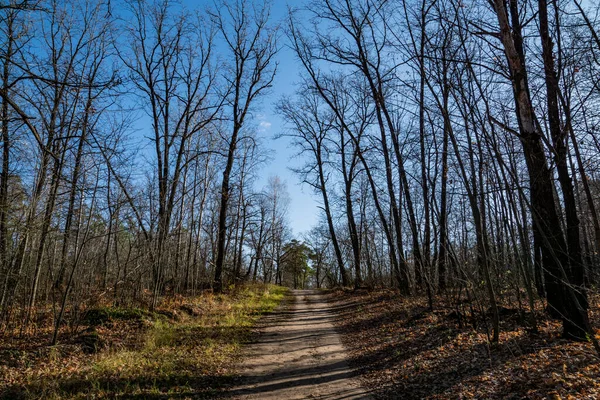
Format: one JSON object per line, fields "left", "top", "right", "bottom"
{"left": 0, "top": 18, "right": 13, "bottom": 314}
{"left": 317, "top": 147, "right": 349, "bottom": 287}
{"left": 492, "top": 0, "right": 592, "bottom": 341}
{"left": 25, "top": 144, "right": 65, "bottom": 329}
{"left": 340, "top": 129, "right": 361, "bottom": 288}
{"left": 538, "top": 0, "right": 588, "bottom": 338}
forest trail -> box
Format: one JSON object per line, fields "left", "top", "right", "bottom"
{"left": 227, "top": 289, "right": 371, "bottom": 399}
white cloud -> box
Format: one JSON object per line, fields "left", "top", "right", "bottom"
{"left": 259, "top": 121, "right": 272, "bottom": 129}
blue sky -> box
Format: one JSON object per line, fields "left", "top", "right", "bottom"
{"left": 254, "top": 0, "right": 320, "bottom": 236}
{"left": 181, "top": 0, "right": 319, "bottom": 236}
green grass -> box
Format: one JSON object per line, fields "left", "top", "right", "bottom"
{"left": 0, "top": 283, "right": 288, "bottom": 399}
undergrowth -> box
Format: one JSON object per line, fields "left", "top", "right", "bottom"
{"left": 0, "top": 283, "right": 288, "bottom": 399}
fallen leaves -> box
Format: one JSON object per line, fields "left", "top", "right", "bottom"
{"left": 329, "top": 290, "right": 600, "bottom": 400}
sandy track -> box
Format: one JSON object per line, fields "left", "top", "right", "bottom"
{"left": 227, "top": 289, "right": 371, "bottom": 399}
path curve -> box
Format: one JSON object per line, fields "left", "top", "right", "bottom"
{"left": 228, "top": 289, "right": 371, "bottom": 399}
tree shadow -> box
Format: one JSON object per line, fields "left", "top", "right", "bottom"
{"left": 1, "top": 373, "right": 233, "bottom": 400}
{"left": 223, "top": 359, "right": 357, "bottom": 398}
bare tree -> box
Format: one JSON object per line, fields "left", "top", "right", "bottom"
{"left": 277, "top": 89, "right": 350, "bottom": 286}
{"left": 120, "top": 0, "right": 219, "bottom": 306}
{"left": 211, "top": 0, "right": 277, "bottom": 292}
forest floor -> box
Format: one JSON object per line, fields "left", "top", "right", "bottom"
{"left": 329, "top": 289, "right": 600, "bottom": 399}
{"left": 0, "top": 284, "right": 287, "bottom": 399}
{"left": 3, "top": 287, "right": 600, "bottom": 399}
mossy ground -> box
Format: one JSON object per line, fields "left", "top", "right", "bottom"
{"left": 0, "top": 284, "right": 288, "bottom": 399}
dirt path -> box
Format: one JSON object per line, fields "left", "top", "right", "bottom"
{"left": 227, "top": 289, "right": 371, "bottom": 399}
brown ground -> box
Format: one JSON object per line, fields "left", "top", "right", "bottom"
{"left": 328, "top": 289, "right": 600, "bottom": 399}
{"left": 228, "top": 289, "right": 371, "bottom": 399}
{"left": 5, "top": 288, "right": 599, "bottom": 399}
